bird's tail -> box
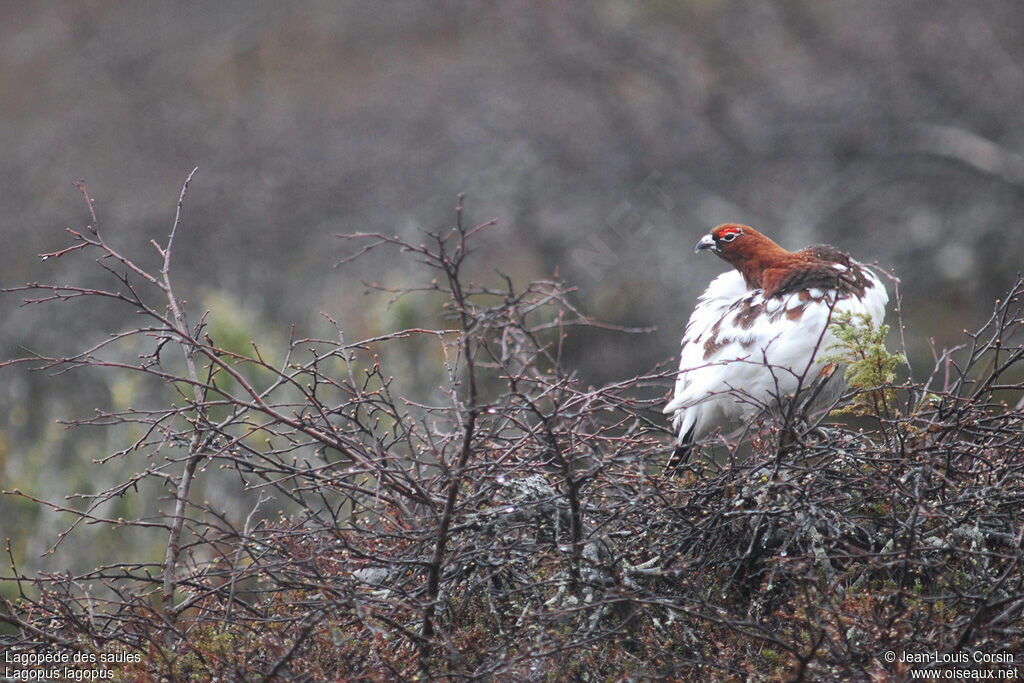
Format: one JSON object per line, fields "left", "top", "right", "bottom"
{"left": 664, "top": 426, "right": 696, "bottom": 475}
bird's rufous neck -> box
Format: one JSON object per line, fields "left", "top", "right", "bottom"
{"left": 720, "top": 233, "right": 793, "bottom": 290}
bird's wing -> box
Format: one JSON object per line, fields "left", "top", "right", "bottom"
{"left": 665, "top": 265, "right": 888, "bottom": 443}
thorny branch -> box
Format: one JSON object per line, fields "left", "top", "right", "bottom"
{"left": 1, "top": 181, "right": 1023, "bottom": 679}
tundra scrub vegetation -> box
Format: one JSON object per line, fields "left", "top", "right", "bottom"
{"left": 1, "top": 176, "right": 1023, "bottom": 680}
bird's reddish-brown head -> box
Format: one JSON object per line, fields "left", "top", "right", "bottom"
{"left": 696, "top": 223, "right": 795, "bottom": 292}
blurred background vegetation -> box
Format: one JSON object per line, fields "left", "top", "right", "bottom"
{"left": 3, "top": 1, "right": 1023, "bottom": 582}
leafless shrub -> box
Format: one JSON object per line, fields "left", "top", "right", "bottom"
{"left": 1, "top": 176, "right": 1022, "bottom": 680}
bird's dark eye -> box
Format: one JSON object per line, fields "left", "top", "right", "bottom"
{"left": 720, "top": 232, "right": 738, "bottom": 243}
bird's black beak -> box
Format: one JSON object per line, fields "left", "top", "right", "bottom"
{"left": 695, "top": 234, "right": 716, "bottom": 254}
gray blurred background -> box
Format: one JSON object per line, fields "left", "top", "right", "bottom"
{"left": 3, "top": 1, "right": 1024, "bottom": 574}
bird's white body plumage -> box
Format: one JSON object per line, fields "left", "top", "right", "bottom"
{"left": 664, "top": 267, "right": 888, "bottom": 444}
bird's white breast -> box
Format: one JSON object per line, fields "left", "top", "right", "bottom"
{"left": 665, "top": 267, "right": 888, "bottom": 442}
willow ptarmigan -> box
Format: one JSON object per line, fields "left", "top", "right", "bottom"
{"left": 663, "top": 223, "right": 889, "bottom": 469}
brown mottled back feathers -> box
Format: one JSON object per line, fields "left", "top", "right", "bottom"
{"left": 765, "top": 245, "right": 872, "bottom": 299}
